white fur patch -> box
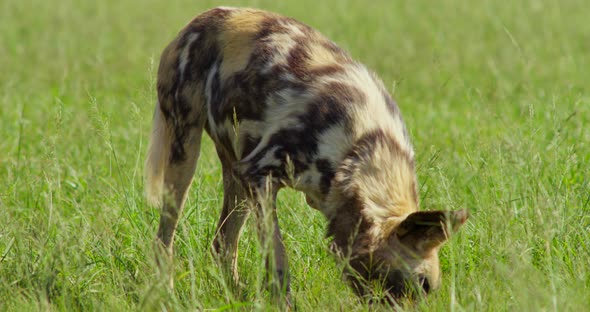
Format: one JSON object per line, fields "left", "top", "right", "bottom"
{"left": 262, "top": 31, "right": 299, "bottom": 73}
{"left": 342, "top": 65, "right": 414, "bottom": 157}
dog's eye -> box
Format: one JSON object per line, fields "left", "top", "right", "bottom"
{"left": 418, "top": 275, "right": 430, "bottom": 293}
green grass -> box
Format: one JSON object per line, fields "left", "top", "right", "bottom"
{"left": 1, "top": 0, "right": 589, "bottom": 310}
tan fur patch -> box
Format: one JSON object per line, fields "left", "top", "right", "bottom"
{"left": 218, "top": 10, "right": 267, "bottom": 81}
{"left": 307, "top": 42, "right": 340, "bottom": 68}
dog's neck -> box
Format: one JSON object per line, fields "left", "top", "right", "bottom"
{"left": 323, "top": 131, "right": 420, "bottom": 256}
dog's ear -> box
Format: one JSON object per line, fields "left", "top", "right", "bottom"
{"left": 394, "top": 209, "right": 469, "bottom": 254}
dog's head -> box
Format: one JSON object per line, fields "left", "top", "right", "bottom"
{"left": 345, "top": 209, "right": 469, "bottom": 303}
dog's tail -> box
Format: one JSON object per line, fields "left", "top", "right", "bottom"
{"left": 144, "top": 102, "right": 171, "bottom": 207}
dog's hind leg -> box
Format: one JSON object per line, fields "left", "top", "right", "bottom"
{"left": 145, "top": 103, "right": 205, "bottom": 286}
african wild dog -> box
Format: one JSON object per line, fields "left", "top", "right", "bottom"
{"left": 145, "top": 7, "right": 468, "bottom": 302}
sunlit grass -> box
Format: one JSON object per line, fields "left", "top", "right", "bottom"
{"left": 1, "top": 0, "right": 589, "bottom": 310}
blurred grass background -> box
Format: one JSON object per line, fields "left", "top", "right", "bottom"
{"left": 1, "top": 0, "right": 589, "bottom": 310}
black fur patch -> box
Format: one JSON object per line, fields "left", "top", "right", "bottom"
{"left": 241, "top": 134, "right": 262, "bottom": 159}
{"left": 208, "top": 64, "right": 223, "bottom": 108}
{"left": 286, "top": 43, "right": 310, "bottom": 80}
{"left": 315, "top": 159, "right": 335, "bottom": 195}
{"left": 310, "top": 64, "right": 345, "bottom": 76}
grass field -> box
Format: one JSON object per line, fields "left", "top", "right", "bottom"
{"left": 1, "top": 0, "right": 589, "bottom": 310}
